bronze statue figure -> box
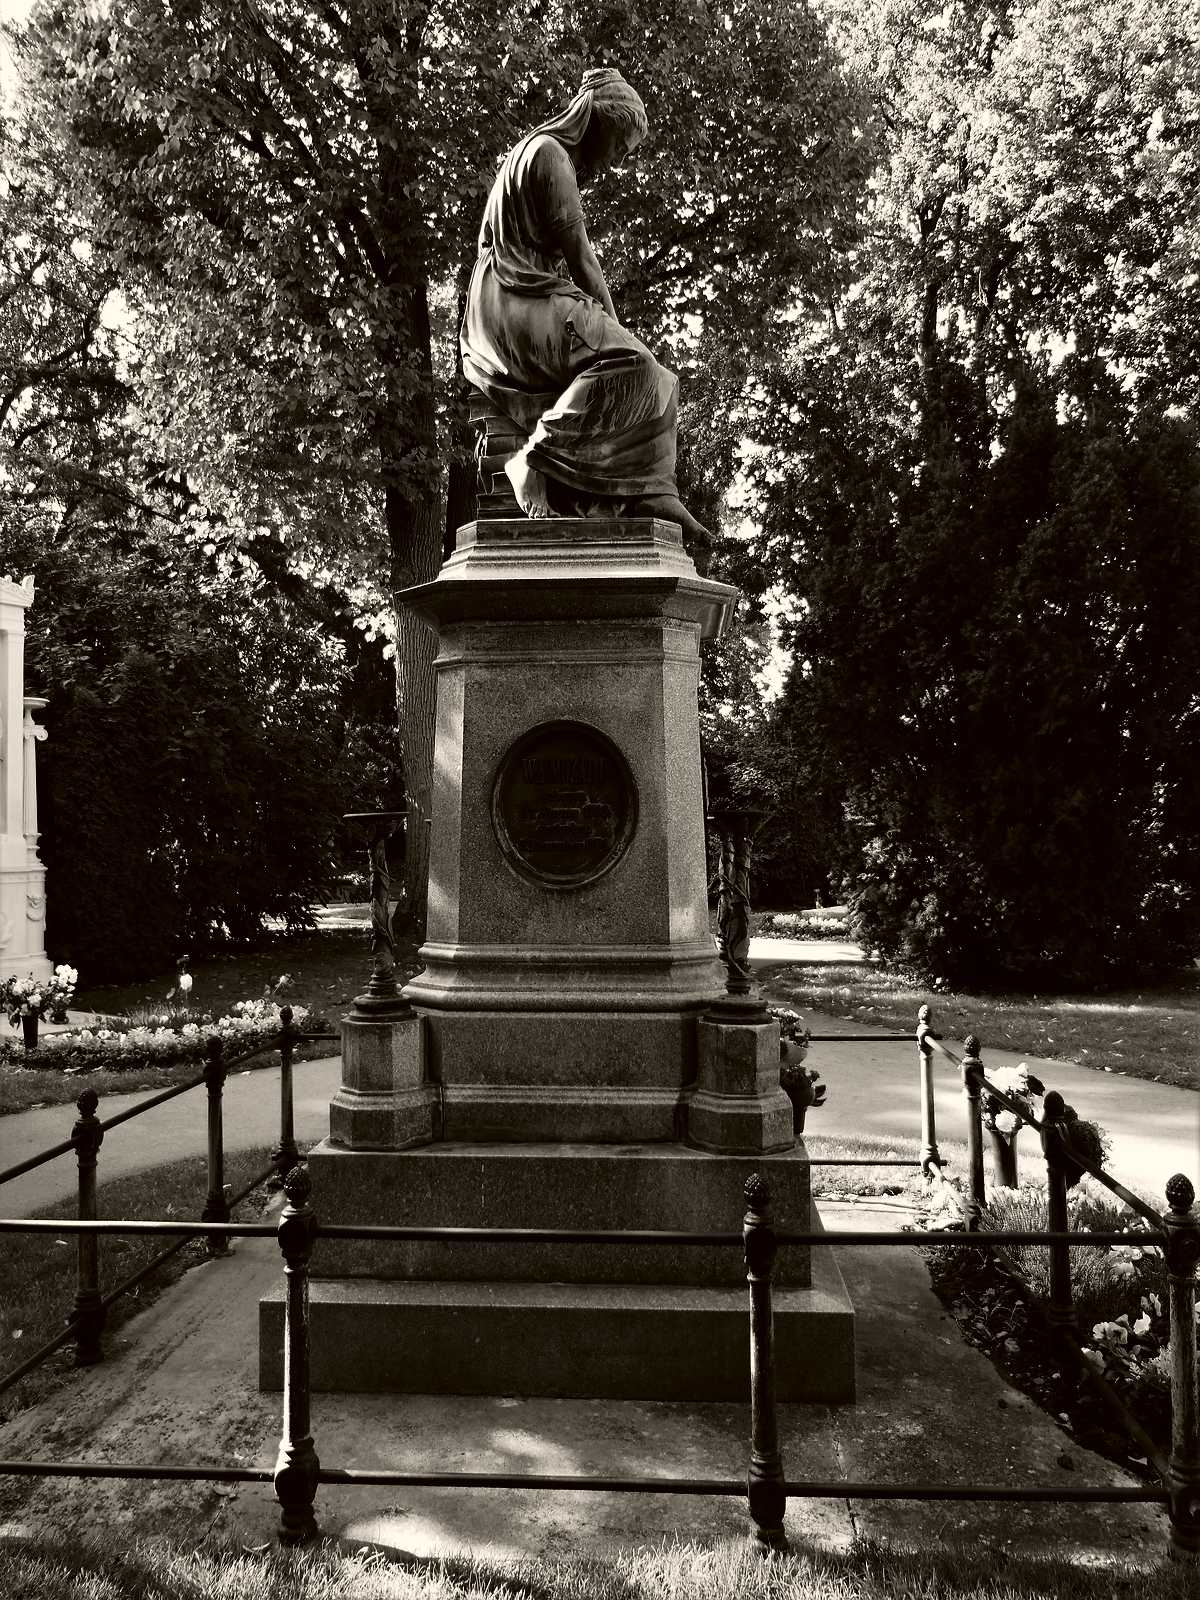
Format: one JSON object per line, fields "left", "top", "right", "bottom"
{"left": 461, "top": 67, "right": 709, "bottom": 540}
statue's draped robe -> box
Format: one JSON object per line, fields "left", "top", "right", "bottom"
{"left": 461, "top": 131, "right": 680, "bottom": 503}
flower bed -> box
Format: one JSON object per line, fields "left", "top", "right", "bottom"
{"left": 917, "top": 1174, "right": 1180, "bottom": 1476}
{"left": 756, "top": 908, "right": 850, "bottom": 940}
{"left": 0, "top": 996, "right": 313, "bottom": 1074}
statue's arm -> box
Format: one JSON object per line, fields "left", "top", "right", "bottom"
{"left": 557, "top": 219, "right": 618, "bottom": 321}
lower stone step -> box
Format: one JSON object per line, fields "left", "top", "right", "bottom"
{"left": 259, "top": 1245, "right": 854, "bottom": 1403}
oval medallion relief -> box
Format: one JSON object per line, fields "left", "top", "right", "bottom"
{"left": 491, "top": 720, "right": 638, "bottom": 889}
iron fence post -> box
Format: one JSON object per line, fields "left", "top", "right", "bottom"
{"left": 274, "top": 1163, "right": 320, "bottom": 1544}
{"left": 71, "top": 1088, "right": 105, "bottom": 1365}
{"left": 272, "top": 1006, "right": 300, "bottom": 1184}
{"left": 1039, "top": 1091, "right": 1076, "bottom": 1333}
{"left": 743, "top": 1174, "right": 787, "bottom": 1553}
{"left": 960, "top": 1036, "right": 986, "bottom": 1231}
{"left": 201, "top": 1036, "right": 229, "bottom": 1257}
{"left": 1163, "top": 1173, "right": 1200, "bottom": 1559}
{"left": 916, "top": 1004, "right": 941, "bottom": 1176}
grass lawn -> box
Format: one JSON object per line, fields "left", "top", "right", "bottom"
{"left": 760, "top": 960, "right": 1200, "bottom": 1092}
{"left": 72, "top": 923, "right": 383, "bottom": 1025}
{"left": 0, "top": 1148, "right": 275, "bottom": 1420}
{"left": 0, "top": 1531, "right": 1191, "bottom": 1600}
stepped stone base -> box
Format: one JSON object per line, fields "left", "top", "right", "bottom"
{"left": 301, "top": 1139, "right": 813, "bottom": 1287}
{"left": 260, "top": 1237, "right": 854, "bottom": 1402}
{"left": 258, "top": 1140, "right": 855, "bottom": 1402}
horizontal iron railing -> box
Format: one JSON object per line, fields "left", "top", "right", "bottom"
{"left": 0, "top": 1457, "right": 1167, "bottom": 1503}
{"left": 0, "top": 1174, "right": 1194, "bottom": 1554}
{"left": 1, "top": 997, "right": 1196, "bottom": 1556}
{"left": 0, "top": 1218, "right": 1169, "bottom": 1247}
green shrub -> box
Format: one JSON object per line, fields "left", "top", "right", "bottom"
{"left": 979, "top": 1176, "right": 1161, "bottom": 1329}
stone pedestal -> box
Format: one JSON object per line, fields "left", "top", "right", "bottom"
{"left": 399, "top": 517, "right": 735, "bottom": 1143}
{"left": 263, "top": 1141, "right": 854, "bottom": 1401}
{"left": 261, "top": 516, "right": 855, "bottom": 1401}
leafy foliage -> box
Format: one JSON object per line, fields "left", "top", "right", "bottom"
{"left": 21, "top": 534, "right": 359, "bottom": 980}
{"left": 9, "top": 0, "right": 874, "bottom": 923}
{"left": 728, "top": 0, "right": 1200, "bottom": 985}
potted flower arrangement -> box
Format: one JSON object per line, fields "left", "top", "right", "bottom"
{"left": 981, "top": 1061, "right": 1044, "bottom": 1188}
{"left": 1, "top": 964, "right": 79, "bottom": 1051}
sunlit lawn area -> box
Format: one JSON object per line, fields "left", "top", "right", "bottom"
{"left": 0, "top": 1532, "right": 1191, "bottom": 1600}
{"left": 761, "top": 961, "right": 1200, "bottom": 1092}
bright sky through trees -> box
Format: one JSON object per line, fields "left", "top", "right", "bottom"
{"left": 0, "top": 1, "right": 33, "bottom": 106}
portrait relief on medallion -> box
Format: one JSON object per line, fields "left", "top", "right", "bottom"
{"left": 492, "top": 721, "right": 637, "bottom": 888}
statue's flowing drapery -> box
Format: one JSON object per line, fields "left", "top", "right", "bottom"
{"left": 460, "top": 81, "right": 681, "bottom": 503}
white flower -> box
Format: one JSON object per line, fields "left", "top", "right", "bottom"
{"left": 1132, "top": 1315, "right": 1151, "bottom": 1337}
{"left": 993, "top": 1110, "right": 1019, "bottom": 1136}
{"left": 1092, "top": 1320, "right": 1128, "bottom": 1345}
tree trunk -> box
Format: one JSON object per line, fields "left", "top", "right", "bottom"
{"left": 443, "top": 268, "right": 478, "bottom": 558}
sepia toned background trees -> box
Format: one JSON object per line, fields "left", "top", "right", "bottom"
{"left": 2, "top": 0, "right": 1197, "bottom": 986}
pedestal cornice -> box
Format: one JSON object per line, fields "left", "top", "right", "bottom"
{"left": 397, "top": 518, "right": 738, "bottom": 637}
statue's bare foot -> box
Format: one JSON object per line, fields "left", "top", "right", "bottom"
{"left": 631, "top": 493, "right": 712, "bottom": 542}
{"left": 505, "top": 448, "right": 553, "bottom": 518}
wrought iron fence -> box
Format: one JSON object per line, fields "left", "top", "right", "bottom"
{"left": 0, "top": 1006, "right": 337, "bottom": 1388}
{"left": 0, "top": 1007, "right": 1196, "bottom": 1558}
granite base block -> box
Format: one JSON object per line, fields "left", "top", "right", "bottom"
{"left": 683, "top": 1086, "right": 796, "bottom": 1155}
{"left": 328, "top": 1010, "right": 437, "bottom": 1151}
{"left": 259, "top": 1237, "right": 855, "bottom": 1402}
{"left": 303, "top": 1139, "right": 812, "bottom": 1288}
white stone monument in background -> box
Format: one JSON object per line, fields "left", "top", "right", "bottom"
{"left": 0, "top": 576, "right": 51, "bottom": 983}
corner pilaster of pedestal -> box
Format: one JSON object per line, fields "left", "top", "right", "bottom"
{"left": 684, "top": 1006, "right": 795, "bottom": 1154}
{"left": 328, "top": 1010, "right": 438, "bottom": 1150}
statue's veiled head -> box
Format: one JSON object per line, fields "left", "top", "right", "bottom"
{"left": 537, "top": 67, "right": 648, "bottom": 181}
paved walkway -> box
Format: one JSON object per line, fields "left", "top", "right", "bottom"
{"left": 0, "top": 937, "right": 1195, "bottom": 1216}
{"left": 0, "top": 1199, "right": 1165, "bottom": 1566}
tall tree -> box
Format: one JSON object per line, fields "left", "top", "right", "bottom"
{"left": 12, "top": 0, "right": 873, "bottom": 924}
{"left": 728, "top": 0, "right": 1200, "bottom": 984}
